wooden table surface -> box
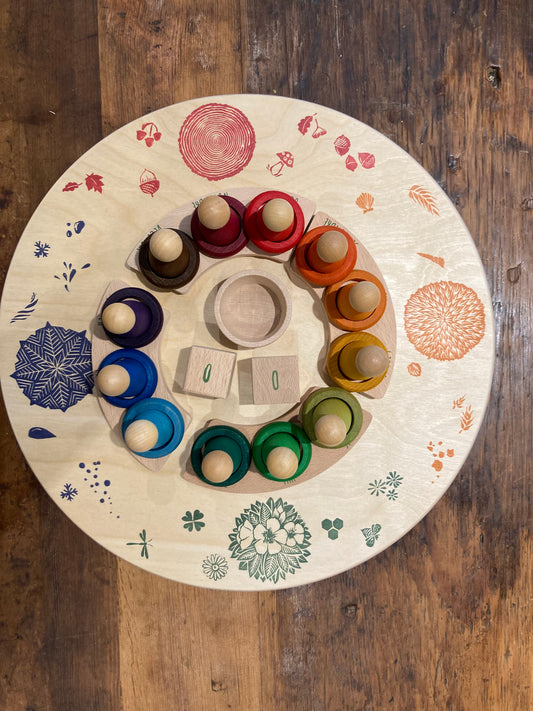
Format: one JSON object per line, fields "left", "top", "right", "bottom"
{"left": 1, "top": 1, "right": 531, "bottom": 709}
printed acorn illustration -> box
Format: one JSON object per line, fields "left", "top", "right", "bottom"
{"left": 139, "top": 169, "right": 160, "bottom": 196}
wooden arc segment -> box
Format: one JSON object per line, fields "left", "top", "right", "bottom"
{"left": 91, "top": 280, "right": 191, "bottom": 471}
{"left": 182, "top": 388, "right": 372, "bottom": 493}
{"left": 288, "top": 211, "right": 396, "bottom": 399}
{"left": 125, "top": 188, "right": 316, "bottom": 294}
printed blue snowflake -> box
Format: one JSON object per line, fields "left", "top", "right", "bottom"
{"left": 34, "top": 241, "right": 50, "bottom": 258}
{"left": 60, "top": 483, "right": 78, "bottom": 501}
{"left": 11, "top": 322, "right": 93, "bottom": 411}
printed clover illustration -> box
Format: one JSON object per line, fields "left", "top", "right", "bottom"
{"left": 229, "top": 497, "right": 311, "bottom": 584}
{"left": 182, "top": 509, "right": 205, "bottom": 532}
{"left": 321, "top": 518, "right": 344, "bottom": 540}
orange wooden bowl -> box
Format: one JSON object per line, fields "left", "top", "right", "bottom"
{"left": 324, "top": 270, "right": 387, "bottom": 332}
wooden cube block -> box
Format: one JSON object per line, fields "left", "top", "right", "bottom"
{"left": 251, "top": 356, "right": 299, "bottom": 404}
{"left": 183, "top": 346, "right": 236, "bottom": 398}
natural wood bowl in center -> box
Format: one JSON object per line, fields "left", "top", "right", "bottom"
{"left": 214, "top": 269, "right": 291, "bottom": 348}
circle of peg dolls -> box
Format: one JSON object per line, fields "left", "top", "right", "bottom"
{"left": 93, "top": 188, "right": 395, "bottom": 489}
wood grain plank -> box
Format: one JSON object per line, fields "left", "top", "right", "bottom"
{"left": 0, "top": 2, "right": 120, "bottom": 710}
{"left": 98, "top": 0, "right": 244, "bottom": 135}
{"left": 0, "top": 0, "right": 531, "bottom": 709}
{"left": 242, "top": 0, "right": 532, "bottom": 709}
{"left": 97, "top": 2, "right": 249, "bottom": 709}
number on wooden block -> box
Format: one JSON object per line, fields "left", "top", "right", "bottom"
{"left": 183, "top": 346, "right": 236, "bottom": 399}
{"left": 251, "top": 356, "right": 299, "bottom": 405}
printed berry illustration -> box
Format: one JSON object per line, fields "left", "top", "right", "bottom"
{"left": 136, "top": 121, "right": 162, "bottom": 147}
{"left": 11, "top": 322, "right": 93, "bottom": 411}
{"left": 267, "top": 151, "right": 294, "bottom": 177}
{"left": 321, "top": 518, "right": 344, "bottom": 540}
{"left": 404, "top": 281, "right": 486, "bottom": 360}
{"left": 139, "top": 168, "right": 160, "bottom": 196}
{"left": 179, "top": 103, "right": 256, "bottom": 180}
{"left": 202, "top": 554, "right": 229, "bottom": 581}
{"left": 229, "top": 497, "right": 311, "bottom": 584}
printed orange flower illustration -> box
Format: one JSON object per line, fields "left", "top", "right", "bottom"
{"left": 404, "top": 281, "right": 485, "bottom": 360}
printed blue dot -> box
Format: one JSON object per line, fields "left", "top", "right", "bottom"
{"left": 79, "top": 463, "right": 85, "bottom": 469}
{"left": 100, "top": 498, "right": 105, "bottom": 503}
{"left": 104, "top": 479, "right": 110, "bottom": 486}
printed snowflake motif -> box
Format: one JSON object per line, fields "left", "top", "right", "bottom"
{"left": 202, "top": 554, "right": 229, "bottom": 581}
{"left": 11, "top": 322, "right": 93, "bottom": 411}
{"left": 368, "top": 479, "right": 387, "bottom": 496}
{"left": 386, "top": 471, "right": 403, "bottom": 488}
{"left": 386, "top": 489, "right": 398, "bottom": 501}
{"left": 182, "top": 509, "right": 205, "bottom": 532}
{"left": 229, "top": 497, "right": 311, "bottom": 584}
{"left": 60, "top": 483, "right": 78, "bottom": 501}
{"left": 34, "top": 241, "right": 50, "bottom": 258}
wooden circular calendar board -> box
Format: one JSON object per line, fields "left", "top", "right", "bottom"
{"left": 0, "top": 95, "right": 494, "bottom": 590}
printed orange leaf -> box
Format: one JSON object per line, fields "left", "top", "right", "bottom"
{"left": 409, "top": 185, "right": 439, "bottom": 216}
{"left": 452, "top": 396, "right": 466, "bottom": 409}
{"left": 85, "top": 173, "right": 104, "bottom": 193}
{"left": 417, "top": 252, "right": 445, "bottom": 267}
{"left": 459, "top": 405, "right": 474, "bottom": 433}
{"left": 355, "top": 192, "right": 374, "bottom": 214}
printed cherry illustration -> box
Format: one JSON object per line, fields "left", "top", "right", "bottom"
{"left": 136, "top": 122, "right": 162, "bottom": 147}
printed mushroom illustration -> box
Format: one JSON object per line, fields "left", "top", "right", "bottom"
{"left": 267, "top": 151, "right": 294, "bottom": 177}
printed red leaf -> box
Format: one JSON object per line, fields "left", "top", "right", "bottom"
{"left": 62, "top": 181, "right": 82, "bottom": 192}
{"left": 298, "top": 114, "right": 314, "bottom": 135}
{"left": 145, "top": 137, "right": 154, "bottom": 147}
{"left": 345, "top": 155, "right": 358, "bottom": 171}
{"left": 85, "top": 173, "right": 104, "bottom": 193}
{"left": 358, "top": 152, "right": 376, "bottom": 169}
{"left": 136, "top": 130, "right": 147, "bottom": 141}
{"left": 153, "top": 132, "right": 162, "bottom": 141}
